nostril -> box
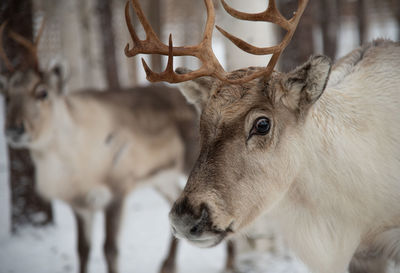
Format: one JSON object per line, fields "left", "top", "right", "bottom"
{"left": 189, "top": 207, "right": 209, "bottom": 236}
{"left": 170, "top": 200, "right": 213, "bottom": 238}
{"left": 190, "top": 224, "right": 200, "bottom": 235}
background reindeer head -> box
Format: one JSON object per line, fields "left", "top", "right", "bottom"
{"left": 0, "top": 22, "right": 67, "bottom": 149}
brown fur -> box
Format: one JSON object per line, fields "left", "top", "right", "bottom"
{"left": 171, "top": 40, "right": 400, "bottom": 273}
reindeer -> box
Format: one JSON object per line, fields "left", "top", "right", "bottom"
{"left": 0, "top": 22, "right": 238, "bottom": 273}
{"left": 125, "top": 0, "right": 400, "bottom": 272}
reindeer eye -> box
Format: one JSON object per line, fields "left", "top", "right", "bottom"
{"left": 252, "top": 117, "right": 270, "bottom": 135}
{"left": 35, "top": 88, "right": 48, "bottom": 100}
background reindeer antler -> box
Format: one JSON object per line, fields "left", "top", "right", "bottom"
{"left": 0, "top": 20, "right": 45, "bottom": 73}
{"left": 0, "top": 22, "right": 15, "bottom": 73}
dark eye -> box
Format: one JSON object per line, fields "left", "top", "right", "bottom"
{"left": 35, "top": 88, "right": 48, "bottom": 100}
{"left": 252, "top": 117, "right": 271, "bottom": 135}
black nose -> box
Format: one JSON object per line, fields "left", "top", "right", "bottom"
{"left": 169, "top": 198, "right": 210, "bottom": 238}
{"left": 6, "top": 123, "right": 25, "bottom": 136}
{"left": 188, "top": 207, "right": 209, "bottom": 236}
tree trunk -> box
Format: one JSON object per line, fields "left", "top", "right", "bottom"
{"left": 97, "top": 0, "right": 121, "bottom": 90}
{"left": 9, "top": 149, "right": 53, "bottom": 230}
{"left": 148, "top": 0, "right": 162, "bottom": 72}
{"left": 356, "top": 0, "right": 367, "bottom": 45}
{"left": 394, "top": 0, "right": 400, "bottom": 41}
{"left": 0, "top": 0, "right": 53, "bottom": 231}
{"left": 277, "top": 0, "right": 316, "bottom": 72}
{"left": 318, "top": 0, "right": 339, "bottom": 60}
{"left": 78, "top": 0, "right": 95, "bottom": 87}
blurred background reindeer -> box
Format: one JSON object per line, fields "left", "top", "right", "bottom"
{"left": 0, "top": 0, "right": 399, "bottom": 273}
{"left": 0, "top": 19, "right": 203, "bottom": 273}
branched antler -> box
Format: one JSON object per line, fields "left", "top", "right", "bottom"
{"left": 216, "top": 0, "right": 308, "bottom": 81}
{"left": 124, "top": 0, "right": 308, "bottom": 84}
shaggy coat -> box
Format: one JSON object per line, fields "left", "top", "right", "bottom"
{"left": 1, "top": 67, "right": 198, "bottom": 273}
{"left": 170, "top": 40, "right": 400, "bottom": 273}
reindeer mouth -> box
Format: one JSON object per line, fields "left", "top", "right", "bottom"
{"left": 171, "top": 218, "right": 234, "bottom": 248}
{"left": 186, "top": 232, "right": 227, "bottom": 248}
{"left": 173, "top": 228, "right": 229, "bottom": 248}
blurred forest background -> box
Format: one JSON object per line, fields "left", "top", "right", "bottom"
{"left": 0, "top": 0, "right": 399, "bottom": 255}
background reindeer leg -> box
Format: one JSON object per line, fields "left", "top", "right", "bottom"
{"left": 154, "top": 173, "right": 183, "bottom": 273}
{"left": 104, "top": 197, "right": 125, "bottom": 273}
{"left": 159, "top": 235, "right": 179, "bottom": 273}
{"left": 225, "top": 239, "right": 236, "bottom": 272}
{"left": 74, "top": 209, "right": 95, "bottom": 273}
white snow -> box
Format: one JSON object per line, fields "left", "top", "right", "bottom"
{"left": 0, "top": 187, "right": 310, "bottom": 273}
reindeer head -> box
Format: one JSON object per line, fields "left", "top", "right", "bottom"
{"left": 0, "top": 22, "right": 67, "bottom": 149}
{"left": 125, "top": 0, "right": 331, "bottom": 247}
{"left": 171, "top": 57, "right": 331, "bottom": 246}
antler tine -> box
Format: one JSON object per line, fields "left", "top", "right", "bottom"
{"left": 141, "top": 34, "right": 175, "bottom": 82}
{"left": 220, "top": 0, "right": 291, "bottom": 30}
{"left": 9, "top": 31, "right": 39, "bottom": 71}
{"left": 215, "top": 25, "right": 280, "bottom": 55}
{"left": 130, "top": 0, "right": 160, "bottom": 42}
{"left": 201, "top": 0, "right": 215, "bottom": 44}
{"left": 8, "top": 17, "right": 45, "bottom": 73}
{"left": 125, "top": 0, "right": 140, "bottom": 46}
{"left": 0, "top": 22, "right": 14, "bottom": 72}
{"left": 287, "top": 0, "right": 308, "bottom": 30}
{"left": 125, "top": 0, "right": 168, "bottom": 57}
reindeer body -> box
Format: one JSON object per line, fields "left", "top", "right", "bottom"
{"left": 31, "top": 87, "right": 195, "bottom": 208}
{"left": 165, "top": 40, "right": 400, "bottom": 273}
{"left": 2, "top": 72, "right": 199, "bottom": 273}
{"left": 269, "top": 40, "right": 400, "bottom": 272}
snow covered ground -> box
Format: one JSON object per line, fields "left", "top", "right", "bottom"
{"left": 0, "top": 187, "right": 311, "bottom": 273}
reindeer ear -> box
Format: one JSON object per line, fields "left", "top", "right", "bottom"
{"left": 280, "top": 55, "right": 332, "bottom": 112}
{"left": 46, "top": 58, "right": 69, "bottom": 94}
{"left": 0, "top": 75, "right": 7, "bottom": 95}
{"left": 175, "top": 67, "right": 217, "bottom": 113}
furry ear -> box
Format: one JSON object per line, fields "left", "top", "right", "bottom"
{"left": 280, "top": 55, "right": 332, "bottom": 112}
{"left": 0, "top": 75, "right": 8, "bottom": 95}
{"left": 46, "top": 58, "right": 69, "bottom": 94}
{"left": 175, "top": 67, "right": 218, "bottom": 113}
